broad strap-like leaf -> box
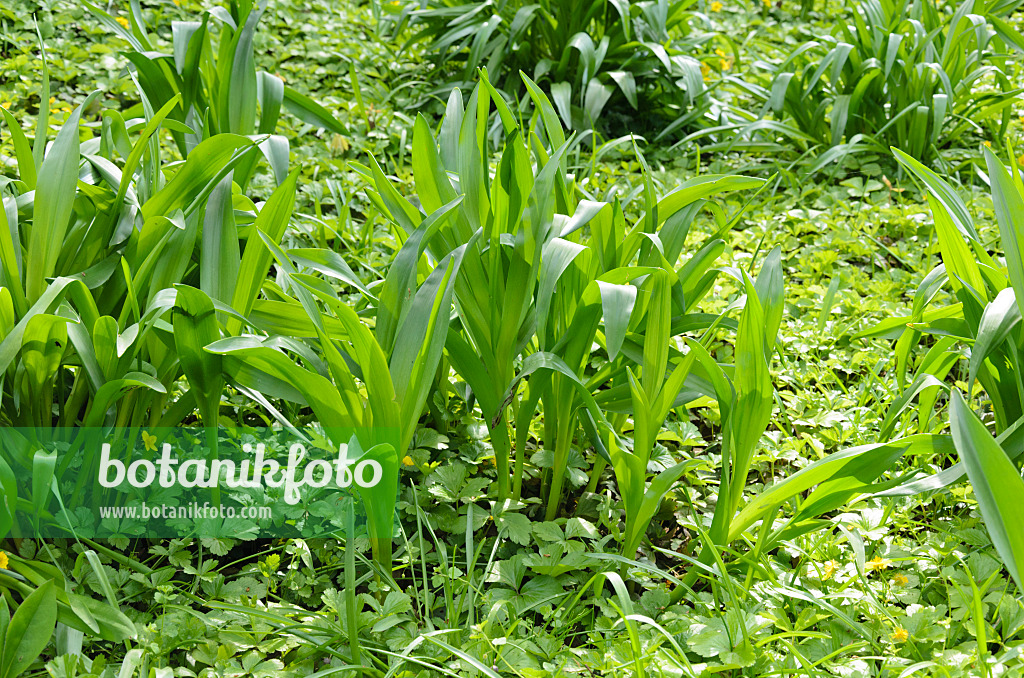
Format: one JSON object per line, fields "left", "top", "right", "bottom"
{"left": 536, "top": 238, "right": 589, "bottom": 349}
{"left": 627, "top": 460, "right": 701, "bottom": 555}
{"left": 392, "top": 243, "right": 468, "bottom": 452}
{"left": 1, "top": 579, "right": 57, "bottom": 678}
{"left": 376, "top": 196, "right": 463, "bottom": 353}
{"left": 172, "top": 285, "right": 223, "bottom": 407}
{"left": 597, "top": 280, "right": 636, "bottom": 361}
{"left": 877, "top": 373, "right": 947, "bottom": 440}
{"left": 205, "top": 338, "right": 359, "bottom": 429}
{"left": 200, "top": 172, "right": 239, "bottom": 305}
{"left": 141, "top": 134, "right": 254, "bottom": 221}
{"left": 968, "top": 287, "right": 1021, "bottom": 394}
{"left": 25, "top": 102, "right": 87, "bottom": 302}
{"left": 228, "top": 169, "right": 299, "bottom": 333}
{"left": 731, "top": 434, "right": 952, "bottom": 542}
{"left": 754, "top": 246, "right": 784, "bottom": 353}
{"left": 893, "top": 147, "right": 979, "bottom": 241}
{"left": 950, "top": 391, "right": 1024, "bottom": 592}
{"left": 984, "top": 147, "right": 1024, "bottom": 321}
{"left": 640, "top": 269, "right": 672, "bottom": 398}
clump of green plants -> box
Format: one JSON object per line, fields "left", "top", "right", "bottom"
{"left": 735, "top": 0, "right": 1023, "bottom": 169}
{"left": 393, "top": 0, "right": 713, "bottom": 136}
{"left": 5, "top": 0, "right": 1024, "bottom": 675}
{"left": 863, "top": 144, "right": 1024, "bottom": 594}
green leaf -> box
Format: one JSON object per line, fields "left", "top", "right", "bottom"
{"left": 641, "top": 270, "right": 672, "bottom": 398}
{"left": 893, "top": 147, "right": 978, "bottom": 241}
{"left": 950, "top": 391, "right": 1024, "bottom": 592}
{"left": 224, "top": 5, "right": 263, "bottom": 135}
{"left": 25, "top": 104, "right": 85, "bottom": 302}
{"left": 984, "top": 147, "right": 1024, "bottom": 321}
{"left": 731, "top": 435, "right": 951, "bottom": 542}
{"left": 0, "top": 456, "right": 16, "bottom": 538}
{"left": 228, "top": 169, "right": 299, "bottom": 331}
{"left": 376, "top": 196, "right": 463, "bottom": 352}
{"left": 1, "top": 579, "right": 57, "bottom": 678}
{"left": 968, "top": 287, "right": 1021, "bottom": 394}
{"left": 282, "top": 86, "right": 346, "bottom": 134}
{"left": 200, "top": 173, "right": 240, "bottom": 304}
{"left": 206, "top": 338, "right": 357, "bottom": 428}
{"left": 31, "top": 450, "right": 56, "bottom": 521}
{"left": 0, "top": 109, "right": 37, "bottom": 189}
{"left": 172, "top": 285, "right": 224, "bottom": 422}
{"left": 391, "top": 246, "right": 467, "bottom": 452}
{"left": 141, "top": 134, "right": 253, "bottom": 221}
{"left": 598, "top": 281, "right": 636, "bottom": 360}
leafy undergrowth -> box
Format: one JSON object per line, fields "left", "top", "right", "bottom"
{"left": 1, "top": 0, "right": 1024, "bottom": 676}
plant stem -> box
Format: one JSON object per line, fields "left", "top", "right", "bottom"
{"left": 491, "top": 415, "right": 511, "bottom": 502}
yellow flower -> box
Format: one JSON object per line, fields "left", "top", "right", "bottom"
{"left": 892, "top": 572, "right": 909, "bottom": 587}
{"left": 822, "top": 559, "right": 840, "bottom": 580}
{"left": 761, "top": 0, "right": 771, "bottom": 7}
{"left": 983, "top": 140, "right": 992, "bottom": 148}
{"left": 701, "top": 61, "right": 711, "bottom": 82}
{"left": 142, "top": 431, "right": 157, "bottom": 452}
{"left": 1017, "top": 154, "right": 1024, "bottom": 166}
{"left": 402, "top": 455, "right": 415, "bottom": 466}
{"left": 710, "top": 1, "right": 723, "bottom": 10}
{"left": 890, "top": 627, "right": 909, "bottom": 643}
{"left": 116, "top": 16, "right": 130, "bottom": 28}
{"left": 866, "top": 556, "right": 891, "bottom": 572}
{"left": 0, "top": 552, "right": 8, "bottom": 570}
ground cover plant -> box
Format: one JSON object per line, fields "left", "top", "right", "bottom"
{"left": 2, "top": 0, "right": 1024, "bottom": 676}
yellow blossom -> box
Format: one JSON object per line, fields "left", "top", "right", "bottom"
{"left": 1017, "top": 154, "right": 1024, "bottom": 166}
{"left": 0, "top": 552, "right": 8, "bottom": 570}
{"left": 866, "top": 556, "right": 891, "bottom": 572}
{"left": 710, "top": 1, "right": 723, "bottom": 10}
{"left": 822, "top": 559, "right": 840, "bottom": 580}
{"left": 701, "top": 61, "right": 711, "bottom": 82}
{"left": 761, "top": 0, "right": 771, "bottom": 7}
{"left": 983, "top": 140, "right": 992, "bottom": 148}
{"left": 402, "top": 455, "right": 415, "bottom": 466}
{"left": 116, "top": 16, "right": 130, "bottom": 29}
{"left": 890, "top": 627, "right": 909, "bottom": 643}
{"left": 142, "top": 430, "right": 157, "bottom": 452}
{"left": 892, "top": 572, "right": 909, "bottom": 587}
